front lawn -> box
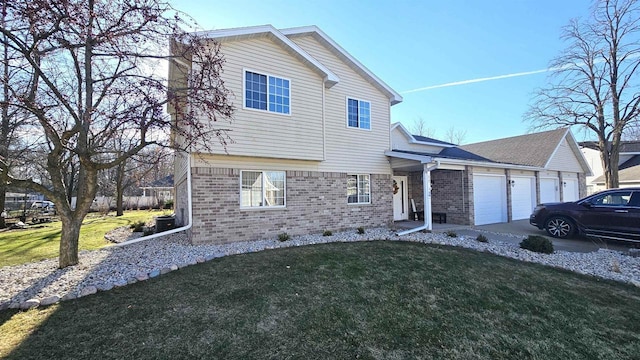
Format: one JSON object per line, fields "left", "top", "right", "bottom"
{"left": 1, "top": 241, "right": 638, "bottom": 359}
{"left": 0, "top": 210, "right": 170, "bottom": 267}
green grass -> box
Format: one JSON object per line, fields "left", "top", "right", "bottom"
{"left": 0, "top": 210, "right": 170, "bottom": 267}
{"left": 1, "top": 241, "right": 639, "bottom": 359}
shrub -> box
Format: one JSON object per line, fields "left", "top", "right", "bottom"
{"left": 520, "top": 235, "right": 554, "bottom": 254}
{"left": 164, "top": 200, "right": 174, "bottom": 210}
{"left": 445, "top": 231, "right": 457, "bottom": 238}
{"left": 357, "top": 227, "right": 365, "bottom": 234}
{"left": 143, "top": 227, "right": 154, "bottom": 236}
{"left": 130, "top": 221, "right": 145, "bottom": 233}
{"left": 476, "top": 234, "right": 488, "bottom": 243}
{"left": 323, "top": 230, "right": 332, "bottom": 236}
{"left": 278, "top": 232, "right": 290, "bottom": 242}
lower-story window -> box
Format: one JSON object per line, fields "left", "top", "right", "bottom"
{"left": 347, "top": 174, "right": 371, "bottom": 204}
{"left": 241, "top": 171, "right": 286, "bottom": 208}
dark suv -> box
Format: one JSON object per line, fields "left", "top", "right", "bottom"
{"left": 530, "top": 188, "right": 640, "bottom": 242}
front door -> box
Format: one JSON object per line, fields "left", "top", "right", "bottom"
{"left": 393, "top": 176, "right": 408, "bottom": 221}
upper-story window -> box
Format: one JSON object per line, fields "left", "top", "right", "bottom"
{"left": 245, "top": 70, "right": 290, "bottom": 115}
{"left": 347, "top": 98, "right": 370, "bottom": 130}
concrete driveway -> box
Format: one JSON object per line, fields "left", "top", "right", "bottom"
{"left": 453, "top": 219, "right": 635, "bottom": 253}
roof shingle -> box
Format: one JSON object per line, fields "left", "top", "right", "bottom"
{"left": 459, "top": 128, "right": 568, "bottom": 167}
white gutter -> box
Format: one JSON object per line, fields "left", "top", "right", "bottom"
{"left": 397, "top": 161, "right": 440, "bottom": 236}
{"left": 114, "top": 154, "right": 193, "bottom": 247}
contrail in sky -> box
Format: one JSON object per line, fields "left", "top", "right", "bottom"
{"left": 401, "top": 68, "right": 550, "bottom": 94}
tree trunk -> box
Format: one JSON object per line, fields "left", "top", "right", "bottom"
{"left": 0, "top": 184, "right": 5, "bottom": 229}
{"left": 115, "top": 160, "right": 125, "bottom": 216}
{"left": 58, "top": 213, "right": 83, "bottom": 267}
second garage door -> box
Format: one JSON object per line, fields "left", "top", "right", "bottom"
{"left": 473, "top": 174, "right": 507, "bottom": 225}
{"left": 510, "top": 176, "right": 536, "bottom": 220}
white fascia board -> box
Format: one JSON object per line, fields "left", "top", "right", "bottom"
{"left": 280, "top": 26, "right": 403, "bottom": 105}
{"left": 432, "top": 157, "right": 543, "bottom": 171}
{"left": 193, "top": 25, "right": 340, "bottom": 87}
{"left": 385, "top": 150, "right": 433, "bottom": 163}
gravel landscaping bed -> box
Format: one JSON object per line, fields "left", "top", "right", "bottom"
{"left": 1, "top": 228, "right": 639, "bottom": 311}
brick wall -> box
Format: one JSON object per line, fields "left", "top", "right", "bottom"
{"left": 188, "top": 167, "right": 392, "bottom": 244}
{"left": 431, "top": 169, "right": 472, "bottom": 225}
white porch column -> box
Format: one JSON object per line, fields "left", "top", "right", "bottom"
{"left": 423, "top": 164, "right": 433, "bottom": 230}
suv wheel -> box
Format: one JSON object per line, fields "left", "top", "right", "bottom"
{"left": 545, "top": 216, "right": 574, "bottom": 238}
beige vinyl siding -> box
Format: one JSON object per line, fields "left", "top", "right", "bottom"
{"left": 509, "top": 170, "right": 536, "bottom": 177}
{"left": 391, "top": 128, "right": 444, "bottom": 153}
{"left": 193, "top": 36, "right": 325, "bottom": 161}
{"left": 471, "top": 167, "right": 506, "bottom": 175}
{"left": 290, "top": 35, "right": 392, "bottom": 174}
{"left": 547, "top": 139, "right": 584, "bottom": 172}
{"left": 193, "top": 153, "right": 322, "bottom": 172}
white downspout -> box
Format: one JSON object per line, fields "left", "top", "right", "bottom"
{"left": 397, "top": 161, "right": 439, "bottom": 236}
{"left": 114, "top": 154, "right": 193, "bottom": 247}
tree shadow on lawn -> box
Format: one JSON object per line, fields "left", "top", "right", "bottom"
{"left": 2, "top": 241, "right": 640, "bottom": 359}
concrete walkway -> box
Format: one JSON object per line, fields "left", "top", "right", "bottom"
{"left": 394, "top": 219, "right": 634, "bottom": 253}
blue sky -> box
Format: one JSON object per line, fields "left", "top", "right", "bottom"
{"left": 174, "top": 0, "right": 593, "bottom": 143}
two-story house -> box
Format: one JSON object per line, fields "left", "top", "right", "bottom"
{"left": 169, "top": 25, "right": 402, "bottom": 244}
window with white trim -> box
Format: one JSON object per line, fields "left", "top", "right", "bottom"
{"left": 245, "top": 71, "right": 290, "bottom": 114}
{"left": 347, "top": 98, "right": 370, "bottom": 129}
{"left": 241, "top": 171, "right": 286, "bottom": 208}
{"left": 347, "top": 174, "right": 371, "bottom": 204}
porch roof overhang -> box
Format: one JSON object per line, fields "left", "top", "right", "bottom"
{"left": 385, "top": 150, "right": 544, "bottom": 171}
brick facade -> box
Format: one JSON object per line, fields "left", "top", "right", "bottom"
{"left": 186, "top": 167, "right": 392, "bottom": 244}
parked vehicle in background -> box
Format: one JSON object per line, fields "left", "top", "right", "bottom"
{"left": 29, "top": 201, "right": 57, "bottom": 223}
{"left": 530, "top": 188, "right": 640, "bottom": 243}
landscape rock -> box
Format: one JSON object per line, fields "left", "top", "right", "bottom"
{"left": 149, "top": 270, "right": 160, "bottom": 278}
{"left": 78, "top": 286, "right": 97, "bottom": 297}
{"left": 170, "top": 264, "right": 178, "bottom": 271}
{"left": 135, "top": 273, "right": 149, "bottom": 281}
{"left": 20, "top": 299, "right": 40, "bottom": 310}
{"left": 160, "top": 267, "right": 172, "bottom": 275}
{"left": 40, "top": 295, "right": 60, "bottom": 306}
{"left": 97, "top": 283, "right": 114, "bottom": 292}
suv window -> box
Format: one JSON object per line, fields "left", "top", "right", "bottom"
{"left": 588, "top": 190, "right": 633, "bottom": 207}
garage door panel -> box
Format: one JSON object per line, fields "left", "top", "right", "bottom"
{"left": 473, "top": 175, "right": 507, "bottom": 225}
{"left": 563, "top": 178, "right": 579, "bottom": 202}
{"left": 540, "top": 178, "right": 559, "bottom": 204}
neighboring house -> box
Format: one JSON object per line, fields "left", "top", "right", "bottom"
{"left": 141, "top": 175, "right": 174, "bottom": 204}
{"left": 169, "top": 25, "right": 403, "bottom": 244}
{"left": 580, "top": 141, "right": 640, "bottom": 194}
{"left": 386, "top": 125, "right": 592, "bottom": 228}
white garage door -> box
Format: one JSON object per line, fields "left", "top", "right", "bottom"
{"left": 473, "top": 174, "right": 507, "bottom": 225}
{"left": 510, "top": 176, "right": 536, "bottom": 220}
{"left": 539, "top": 177, "right": 559, "bottom": 204}
{"left": 563, "top": 178, "right": 579, "bottom": 202}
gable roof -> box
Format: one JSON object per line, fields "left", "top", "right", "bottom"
{"left": 192, "top": 25, "right": 340, "bottom": 88}
{"left": 592, "top": 155, "right": 640, "bottom": 184}
{"left": 193, "top": 25, "right": 403, "bottom": 105}
{"left": 579, "top": 141, "right": 640, "bottom": 153}
{"left": 460, "top": 128, "right": 591, "bottom": 172}
{"left": 280, "top": 26, "right": 403, "bottom": 105}
{"left": 391, "top": 123, "right": 456, "bottom": 148}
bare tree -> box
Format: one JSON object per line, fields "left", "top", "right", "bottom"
{"left": 444, "top": 126, "right": 467, "bottom": 145}
{"left": 623, "top": 123, "right": 640, "bottom": 140}
{"left": 410, "top": 117, "right": 436, "bottom": 138}
{"left": 0, "top": 0, "right": 234, "bottom": 268}
{"left": 526, "top": 0, "right": 640, "bottom": 188}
